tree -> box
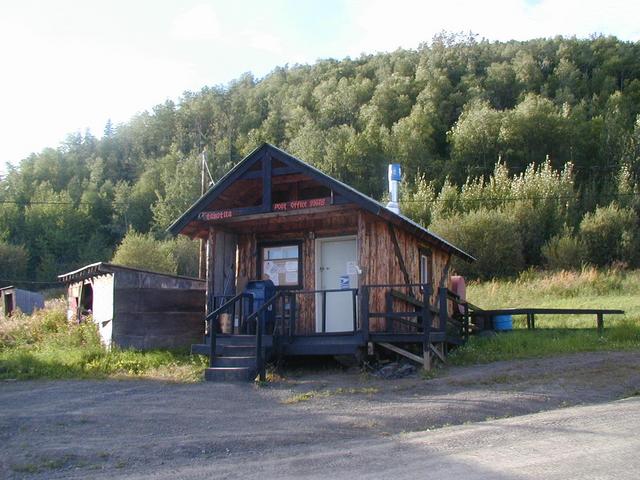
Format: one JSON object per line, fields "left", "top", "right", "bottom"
{"left": 0, "top": 242, "right": 29, "bottom": 287}
{"left": 448, "top": 100, "right": 504, "bottom": 179}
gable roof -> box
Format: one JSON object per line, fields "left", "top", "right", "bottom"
{"left": 168, "top": 143, "right": 475, "bottom": 262}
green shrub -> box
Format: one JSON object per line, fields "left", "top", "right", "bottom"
{"left": 541, "top": 230, "right": 586, "bottom": 270}
{"left": 430, "top": 208, "right": 524, "bottom": 279}
{"left": 171, "top": 236, "right": 200, "bottom": 277}
{"left": 112, "top": 230, "right": 177, "bottom": 274}
{"left": 579, "top": 203, "right": 639, "bottom": 267}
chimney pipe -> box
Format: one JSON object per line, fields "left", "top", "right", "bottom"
{"left": 386, "top": 163, "right": 401, "bottom": 214}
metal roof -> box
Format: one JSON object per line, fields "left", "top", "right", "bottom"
{"left": 57, "top": 262, "right": 205, "bottom": 284}
{"left": 168, "top": 143, "right": 475, "bottom": 262}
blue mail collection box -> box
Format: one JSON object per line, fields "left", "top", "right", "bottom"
{"left": 243, "top": 280, "right": 276, "bottom": 333}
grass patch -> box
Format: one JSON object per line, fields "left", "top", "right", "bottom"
{"left": 449, "top": 322, "right": 640, "bottom": 366}
{"left": 0, "top": 299, "right": 207, "bottom": 382}
{"left": 456, "top": 268, "right": 640, "bottom": 364}
{"left": 282, "top": 387, "right": 378, "bottom": 404}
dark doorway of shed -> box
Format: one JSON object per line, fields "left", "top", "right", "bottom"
{"left": 3, "top": 293, "right": 14, "bottom": 316}
{"left": 80, "top": 284, "right": 93, "bottom": 319}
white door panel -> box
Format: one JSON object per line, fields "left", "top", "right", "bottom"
{"left": 316, "top": 237, "right": 357, "bottom": 332}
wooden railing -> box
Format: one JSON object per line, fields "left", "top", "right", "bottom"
{"left": 205, "top": 292, "right": 252, "bottom": 368}
{"left": 244, "top": 291, "right": 283, "bottom": 382}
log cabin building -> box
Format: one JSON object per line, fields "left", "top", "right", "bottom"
{"left": 169, "top": 143, "right": 475, "bottom": 381}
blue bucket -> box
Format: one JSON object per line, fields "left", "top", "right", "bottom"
{"left": 493, "top": 315, "right": 513, "bottom": 331}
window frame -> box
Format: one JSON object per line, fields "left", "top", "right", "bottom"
{"left": 257, "top": 240, "right": 303, "bottom": 290}
{"left": 419, "top": 247, "right": 433, "bottom": 292}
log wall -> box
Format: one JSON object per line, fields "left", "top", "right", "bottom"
{"left": 214, "top": 209, "right": 454, "bottom": 336}
{"left": 358, "top": 211, "right": 451, "bottom": 332}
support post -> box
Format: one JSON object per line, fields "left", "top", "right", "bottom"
{"left": 262, "top": 154, "right": 272, "bottom": 212}
{"left": 597, "top": 313, "right": 604, "bottom": 336}
{"left": 352, "top": 289, "right": 358, "bottom": 333}
{"left": 209, "top": 315, "right": 216, "bottom": 368}
{"left": 256, "top": 314, "right": 265, "bottom": 382}
{"left": 321, "top": 290, "right": 327, "bottom": 333}
{"left": 422, "top": 284, "right": 433, "bottom": 371}
{"left": 463, "top": 302, "right": 470, "bottom": 343}
{"left": 361, "top": 286, "right": 370, "bottom": 340}
{"left": 438, "top": 287, "right": 448, "bottom": 332}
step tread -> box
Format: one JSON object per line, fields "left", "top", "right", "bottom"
{"left": 206, "top": 366, "right": 253, "bottom": 371}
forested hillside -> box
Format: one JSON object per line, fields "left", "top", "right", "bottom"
{"left": 1, "top": 33, "right": 640, "bottom": 284}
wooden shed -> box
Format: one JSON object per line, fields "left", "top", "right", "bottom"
{"left": 0, "top": 286, "right": 45, "bottom": 317}
{"left": 58, "top": 263, "right": 206, "bottom": 350}
{"left": 169, "top": 143, "right": 475, "bottom": 380}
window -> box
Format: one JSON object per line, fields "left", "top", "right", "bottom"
{"left": 259, "top": 242, "right": 301, "bottom": 288}
{"left": 419, "top": 249, "right": 432, "bottom": 291}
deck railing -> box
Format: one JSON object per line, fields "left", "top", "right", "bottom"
{"left": 203, "top": 282, "right": 472, "bottom": 378}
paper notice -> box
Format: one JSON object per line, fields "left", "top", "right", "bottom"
{"left": 285, "top": 271, "right": 298, "bottom": 283}
{"left": 346, "top": 261, "right": 358, "bottom": 275}
{"left": 264, "top": 261, "right": 278, "bottom": 277}
{"left": 339, "top": 275, "right": 350, "bottom": 289}
{"left": 285, "top": 261, "right": 298, "bottom": 272}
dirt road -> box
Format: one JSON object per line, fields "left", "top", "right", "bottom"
{"left": 1, "top": 350, "right": 639, "bottom": 479}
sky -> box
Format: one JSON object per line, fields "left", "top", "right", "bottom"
{"left": 1, "top": 0, "right": 639, "bottom": 175}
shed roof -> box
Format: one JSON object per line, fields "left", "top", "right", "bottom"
{"left": 168, "top": 143, "right": 475, "bottom": 262}
{"left": 57, "top": 262, "right": 205, "bottom": 284}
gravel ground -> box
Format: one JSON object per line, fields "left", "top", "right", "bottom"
{"left": 1, "top": 350, "right": 639, "bottom": 479}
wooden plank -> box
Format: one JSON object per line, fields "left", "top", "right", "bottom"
{"left": 377, "top": 342, "right": 424, "bottom": 366}
{"left": 430, "top": 344, "right": 446, "bottom": 363}
{"left": 262, "top": 153, "right": 271, "bottom": 212}
{"left": 477, "top": 308, "right": 624, "bottom": 315}
{"left": 388, "top": 224, "right": 413, "bottom": 296}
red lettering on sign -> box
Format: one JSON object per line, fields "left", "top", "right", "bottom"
{"left": 199, "top": 210, "right": 233, "bottom": 221}
{"left": 272, "top": 197, "right": 328, "bottom": 212}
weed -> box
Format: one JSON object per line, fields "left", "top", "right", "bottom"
{"left": 0, "top": 300, "right": 208, "bottom": 382}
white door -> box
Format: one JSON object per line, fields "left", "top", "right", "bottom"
{"left": 316, "top": 237, "right": 358, "bottom": 332}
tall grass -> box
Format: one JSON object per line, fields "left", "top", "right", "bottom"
{"left": 449, "top": 267, "right": 640, "bottom": 365}
{"left": 467, "top": 266, "right": 640, "bottom": 328}
{"left": 0, "top": 300, "right": 207, "bottom": 382}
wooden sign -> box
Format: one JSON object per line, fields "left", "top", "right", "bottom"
{"left": 272, "top": 197, "right": 329, "bottom": 211}
{"left": 198, "top": 197, "right": 331, "bottom": 221}
{"left": 199, "top": 210, "right": 233, "bottom": 221}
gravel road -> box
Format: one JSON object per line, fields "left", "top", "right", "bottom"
{"left": 1, "top": 350, "right": 639, "bottom": 479}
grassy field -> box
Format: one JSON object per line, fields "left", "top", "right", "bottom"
{"left": 449, "top": 267, "right": 640, "bottom": 365}
{"left": 0, "top": 300, "right": 207, "bottom": 382}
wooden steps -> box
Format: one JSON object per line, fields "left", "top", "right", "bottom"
{"left": 201, "top": 336, "right": 258, "bottom": 382}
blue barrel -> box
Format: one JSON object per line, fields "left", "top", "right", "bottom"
{"left": 493, "top": 315, "right": 513, "bottom": 331}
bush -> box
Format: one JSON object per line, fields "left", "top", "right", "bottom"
{"left": 579, "top": 203, "right": 639, "bottom": 267}
{"left": 112, "top": 230, "right": 177, "bottom": 274}
{"left": 172, "top": 236, "right": 200, "bottom": 277}
{"left": 430, "top": 208, "right": 524, "bottom": 280}
{"left": 541, "top": 230, "right": 586, "bottom": 270}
